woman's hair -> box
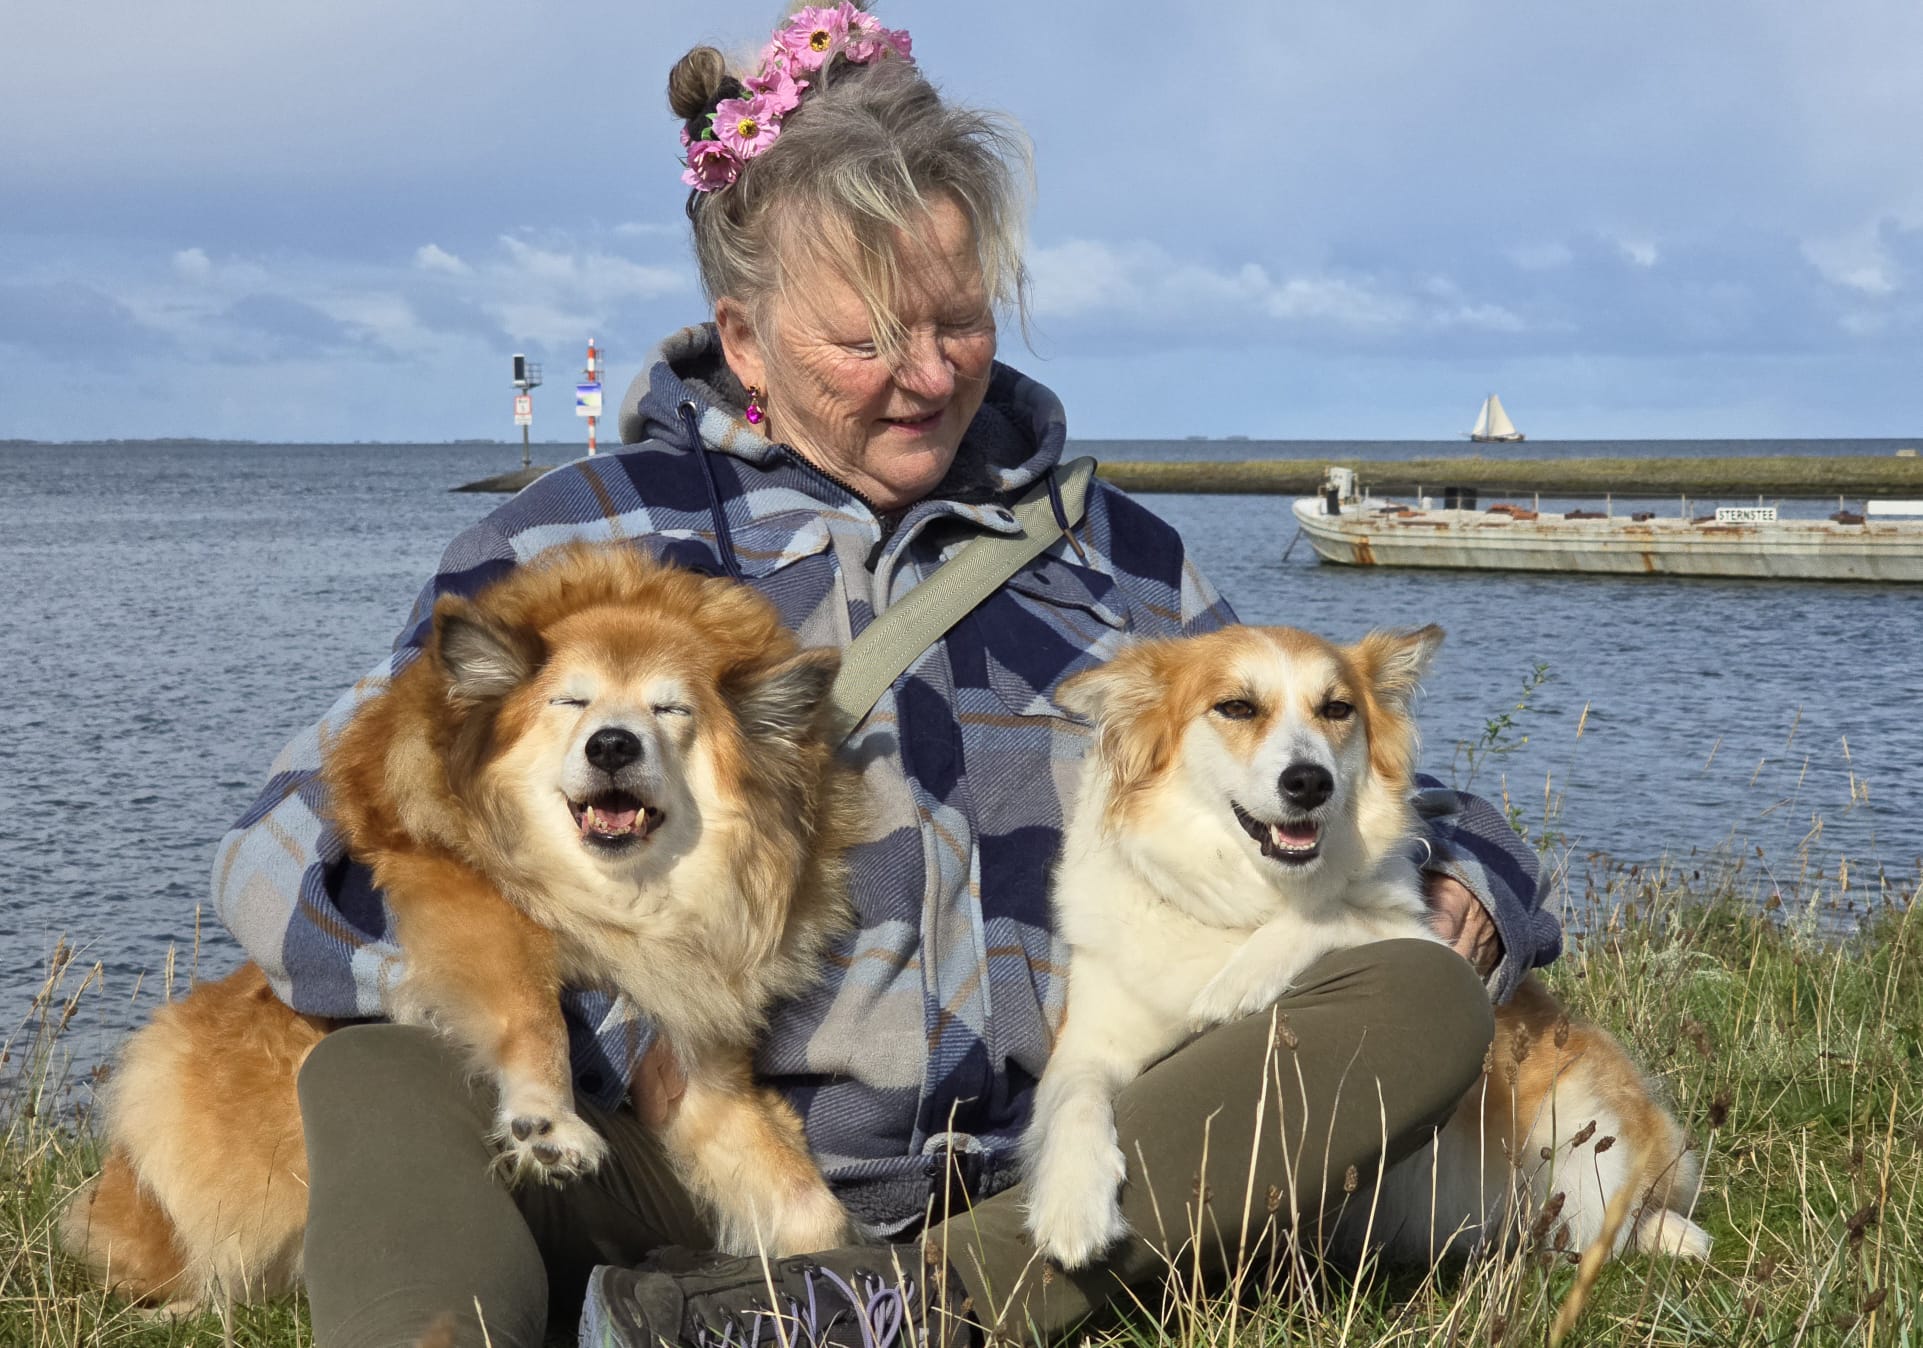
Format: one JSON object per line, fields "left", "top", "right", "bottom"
{"left": 667, "top": 23, "right": 1031, "bottom": 356}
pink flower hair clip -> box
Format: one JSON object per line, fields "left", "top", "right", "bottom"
{"left": 680, "top": 3, "right": 914, "bottom": 193}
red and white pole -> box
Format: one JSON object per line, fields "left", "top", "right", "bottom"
{"left": 585, "top": 337, "right": 600, "bottom": 457}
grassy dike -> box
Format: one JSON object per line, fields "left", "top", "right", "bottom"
{"left": 3, "top": 865, "right": 1918, "bottom": 1346}
{"left": 1098, "top": 455, "right": 1923, "bottom": 499}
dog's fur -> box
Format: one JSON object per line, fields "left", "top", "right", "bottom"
{"left": 1022, "top": 624, "right": 1709, "bottom": 1270}
{"left": 63, "top": 543, "right": 861, "bottom": 1309}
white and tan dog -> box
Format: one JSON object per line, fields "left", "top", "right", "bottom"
{"left": 1022, "top": 624, "right": 1708, "bottom": 1270}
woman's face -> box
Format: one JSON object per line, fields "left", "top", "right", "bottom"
{"left": 718, "top": 196, "right": 997, "bottom": 512}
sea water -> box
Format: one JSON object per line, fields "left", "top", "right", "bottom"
{"left": 2, "top": 440, "right": 1917, "bottom": 1069}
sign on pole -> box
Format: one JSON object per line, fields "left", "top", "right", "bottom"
{"left": 575, "top": 382, "right": 603, "bottom": 418}
{"left": 513, "top": 394, "right": 533, "bottom": 427}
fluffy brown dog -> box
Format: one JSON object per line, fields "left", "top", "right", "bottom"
{"left": 63, "top": 542, "right": 860, "bottom": 1309}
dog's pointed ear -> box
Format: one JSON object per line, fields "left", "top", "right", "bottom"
{"left": 1055, "top": 645, "right": 1154, "bottom": 726}
{"left": 1057, "top": 644, "right": 1181, "bottom": 813}
{"left": 735, "top": 647, "right": 842, "bottom": 749}
{"left": 1052, "top": 666, "right": 1113, "bottom": 723}
{"left": 1351, "top": 624, "right": 1444, "bottom": 713}
{"left": 436, "top": 596, "right": 541, "bottom": 701}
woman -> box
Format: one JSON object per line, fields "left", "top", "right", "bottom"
{"left": 216, "top": 9, "right": 1558, "bottom": 1346}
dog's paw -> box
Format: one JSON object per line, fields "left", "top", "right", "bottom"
{"left": 492, "top": 1105, "right": 608, "bottom": 1185}
{"left": 1187, "top": 966, "right": 1289, "bottom": 1033}
{"left": 1023, "top": 1133, "right": 1129, "bottom": 1269}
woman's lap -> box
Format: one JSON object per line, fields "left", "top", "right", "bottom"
{"left": 929, "top": 937, "right": 1492, "bottom": 1339}
{"left": 298, "top": 1023, "right": 710, "bottom": 1348}
{"left": 297, "top": 939, "right": 1490, "bottom": 1347}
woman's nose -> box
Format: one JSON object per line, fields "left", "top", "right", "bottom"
{"left": 891, "top": 328, "right": 957, "bottom": 400}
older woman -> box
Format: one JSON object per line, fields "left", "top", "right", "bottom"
{"left": 217, "top": 8, "right": 1556, "bottom": 1347}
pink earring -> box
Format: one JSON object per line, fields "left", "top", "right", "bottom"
{"left": 745, "top": 386, "right": 765, "bottom": 426}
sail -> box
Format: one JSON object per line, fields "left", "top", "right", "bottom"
{"left": 1484, "top": 394, "right": 1520, "bottom": 439}
{"left": 1470, "top": 397, "right": 1492, "bottom": 438}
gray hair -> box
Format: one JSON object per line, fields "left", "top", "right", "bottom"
{"left": 667, "top": 35, "right": 1031, "bottom": 356}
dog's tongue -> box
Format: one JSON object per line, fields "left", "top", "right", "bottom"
{"left": 1273, "top": 821, "right": 1319, "bottom": 850}
{"left": 581, "top": 804, "right": 642, "bottom": 837}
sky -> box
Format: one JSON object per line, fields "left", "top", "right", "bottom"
{"left": 3, "top": 0, "right": 1921, "bottom": 443}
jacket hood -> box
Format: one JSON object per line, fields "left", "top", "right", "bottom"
{"left": 616, "top": 322, "right": 1067, "bottom": 504}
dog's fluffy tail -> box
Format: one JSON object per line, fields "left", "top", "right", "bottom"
{"left": 61, "top": 1150, "right": 193, "bottom": 1306}
{"left": 61, "top": 963, "right": 324, "bottom": 1309}
{"left": 1512, "top": 1007, "right": 1711, "bottom": 1261}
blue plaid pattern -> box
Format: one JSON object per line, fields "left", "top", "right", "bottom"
{"left": 212, "top": 325, "right": 1555, "bottom": 1232}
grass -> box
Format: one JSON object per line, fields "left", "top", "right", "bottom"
{"left": 5, "top": 866, "right": 1919, "bottom": 1344}
{"left": 1097, "top": 455, "right": 1923, "bottom": 498}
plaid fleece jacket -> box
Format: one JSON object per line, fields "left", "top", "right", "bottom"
{"left": 213, "top": 325, "right": 1557, "bottom": 1231}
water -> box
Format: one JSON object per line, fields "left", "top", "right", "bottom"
{"left": 2, "top": 440, "right": 1918, "bottom": 1073}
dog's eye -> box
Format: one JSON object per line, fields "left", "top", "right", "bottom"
{"left": 1212, "top": 699, "right": 1258, "bottom": 721}
{"left": 1321, "top": 699, "right": 1354, "bottom": 721}
{"left": 549, "top": 697, "right": 588, "bottom": 709}
{"left": 652, "top": 703, "right": 693, "bottom": 718}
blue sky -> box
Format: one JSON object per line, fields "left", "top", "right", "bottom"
{"left": 3, "top": 0, "right": 1920, "bottom": 442}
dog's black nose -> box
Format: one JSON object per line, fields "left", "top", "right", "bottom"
{"left": 585, "top": 727, "right": 643, "bottom": 773}
{"left": 1279, "top": 762, "right": 1333, "bottom": 811}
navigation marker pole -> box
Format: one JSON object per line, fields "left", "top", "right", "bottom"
{"left": 577, "top": 338, "right": 605, "bottom": 457}
{"left": 511, "top": 353, "right": 542, "bottom": 469}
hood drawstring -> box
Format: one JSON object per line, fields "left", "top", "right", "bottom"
{"left": 682, "top": 400, "right": 745, "bottom": 582}
{"left": 1044, "top": 468, "right": 1091, "bottom": 564}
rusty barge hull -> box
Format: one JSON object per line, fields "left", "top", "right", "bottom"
{"left": 1290, "top": 500, "right": 1923, "bottom": 582}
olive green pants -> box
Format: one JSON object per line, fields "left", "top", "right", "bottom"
{"left": 298, "top": 939, "right": 1491, "bottom": 1347}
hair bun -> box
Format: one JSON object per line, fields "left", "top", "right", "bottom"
{"left": 668, "top": 46, "right": 729, "bottom": 121}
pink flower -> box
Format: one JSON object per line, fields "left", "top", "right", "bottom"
{"left": 886, "top": 27, "right": 912, "bottom": 60}
{"left": 778, "top": 5, "right": 849, "bottom": 72}
{"left": 743, "top": 61, "right": 806, "bottom": 117}
{"left": 714, "top": 94, "right": 782, "bottom": 159}
{"left": 681, "top": 139, "right": 740, "bottom": 191}
{"left": 845, "top": 10, "right": 888, "bottom": 61}
{"left": 679, "top": 126, "right": 693, "bottom": 150}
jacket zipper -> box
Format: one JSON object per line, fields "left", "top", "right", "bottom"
{"left": 778, "top": 444, "right": 886, "bottom": 517}
{"left": 776, "top": 445, "right": 911, "bottom": 566}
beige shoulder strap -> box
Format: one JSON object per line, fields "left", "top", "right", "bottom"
{"left": 825, "top": 457, "right": 1097, "bottom": 745}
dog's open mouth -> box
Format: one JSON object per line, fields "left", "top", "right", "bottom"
{"left": 567, "top": 791, "right": 664, "bottom": 851}
{"left": 1232, "top": 802, "right": 1321, "bottom": 865}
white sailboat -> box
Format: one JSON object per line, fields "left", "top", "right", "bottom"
{"left": 1467, "top": 394, "right": 1525, "bottom": 443}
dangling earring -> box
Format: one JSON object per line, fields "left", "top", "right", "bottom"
{"left": 744, "top": 386, "right": 766, "bottom": 426}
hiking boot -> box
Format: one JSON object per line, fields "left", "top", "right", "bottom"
{"left": 579, "top": 1245, "right": 976, "bottom": 1348}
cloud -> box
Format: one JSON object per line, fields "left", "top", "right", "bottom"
{"left": 172, "top": 247, "right": 212, "bottom": 281}
{"left": 493, "top": 235, "right": 686, "bottom": 303}
{"left": 1027, "top": 238, "right": 1526, "bottom": 343}
{"left": 1617, "top": 239, "right": 1660, "bottom": 269}
{"left": 413, "top": 243, "right": 470, "bottom": 276}
{"left": 1802, "top": 218, "right": 1913, "bottom": 297}
{"left": 0, "top": 280, "right": 166, "bottom": 357}
{"left": 221, "top": 293, "right": 362, "bottom": 357}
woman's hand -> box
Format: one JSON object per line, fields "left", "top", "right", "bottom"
{"left": 1424, "top": 874, "right": 1502, "bottom": 977}
{"left": 630, "top": 1037, "right": 688, "bottom": 1127}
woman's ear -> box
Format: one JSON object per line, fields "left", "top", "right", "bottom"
{"left": 715, "top": 296, "right": 768, "bottom": 397}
